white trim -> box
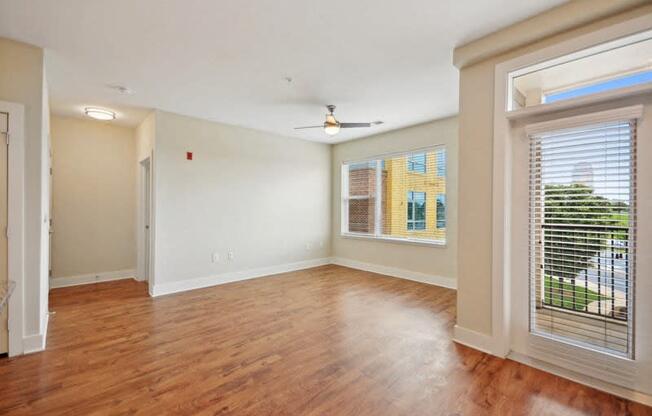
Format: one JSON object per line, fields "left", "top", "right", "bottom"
{"left": 151, "top": 257, "right": 457, "bottom": 297}
{"left": 340, "top": 232, "right": 446, "bottom": 248}
{"left": 452, "top": 325, "right": 496, "bottom": 355}
{"left": 524, "top": 104, "right": 644, "bottom": 135}
{"left": 22, "top": 312, "right": 48, "bottom": 354}
{"left": 492, "top": 61, "right": 513, "bottom": 358}
{"left": 508, "top": 351, "right": 652, "bottom": 407}
{"left": 508, "top": 85, "right": 651, "bottom": 121}
{"left": 508, "top": 29, "right": 652, "bottom": 81}
{"left": 340, "top": 144, "right": 446, "bottom": 165}
{"left": 50, "top": 269, "right": 136, "bottom": 289}
{"left": 151, "top": 258, "right": 331, "bottom": 297}
{"left": 331, "top": 257, "right": 456, "bottom": 289}
{"left": 0, "top": 101, "right": 26, "bottom": 357}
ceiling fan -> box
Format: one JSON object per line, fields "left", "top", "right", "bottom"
{"left": 295, "top": 105, "right": 383, "bottom": 136}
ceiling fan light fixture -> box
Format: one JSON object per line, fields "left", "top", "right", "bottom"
{"left": 324, "top": 113, "right": 340, "bottom": 135}
{"left": 324, "top": 123, "right": 340, "bottom": 136}
{"left": 84, "top": 107, "right": 116, "bottom": 121}
{"left": 294, "top": 105, "right": 379, "bottom": 136}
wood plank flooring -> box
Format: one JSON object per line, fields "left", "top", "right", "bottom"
{"left": 0, "top": 265, "right": 649, "bottom": 415}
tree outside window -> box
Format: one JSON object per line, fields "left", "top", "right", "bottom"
{"left": 436, "top": 194, "right": 446, "bottom": 229}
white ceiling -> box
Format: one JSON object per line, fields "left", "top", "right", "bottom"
{"left": 0, "top": 0, "right": 566, "bottom": 143}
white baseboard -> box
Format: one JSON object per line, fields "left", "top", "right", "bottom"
{"left": 151, "top": 258, "right": 331, "bottom": 297}
{"left": 508, "top": 351, "right": 652, "bottom": 407}
{"left": 452, "top": 325, "right": 496, "bottom": 355}
{"left": 331, "top": 257, "right": 457, "bottom": 289}
{"left": 151, "top": 257, "right": 455, "bottom": 297}
{"left": 23, "top": 312, "right": 48, "bottom": 354}
{"left": 50, "top": 269, "right": 136, "bottom": 288}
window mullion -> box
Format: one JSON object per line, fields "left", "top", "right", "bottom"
{"left": 374, "top": 159, "right": 382, "bottom": 237}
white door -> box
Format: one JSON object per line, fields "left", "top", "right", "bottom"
{"left": 509, "top": 98, "right": 652, "bottom": 393}
{"left": 0, "top": 112, "right": 8, "bottom": 355}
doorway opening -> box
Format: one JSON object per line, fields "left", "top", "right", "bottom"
{"left": 138, "top": 157, "right": 152, "bottom": 286}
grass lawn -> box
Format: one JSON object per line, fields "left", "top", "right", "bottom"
{"left": 543, "top": 275, "right": 609, "bottom": 311}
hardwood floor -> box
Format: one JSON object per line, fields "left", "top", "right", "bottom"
{"left": 0, "top": 265, "right": 649, "bottom": 415}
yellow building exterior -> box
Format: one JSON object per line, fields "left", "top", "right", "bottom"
{"left": 382, "top": 151, "right": 446, "bottom": 241}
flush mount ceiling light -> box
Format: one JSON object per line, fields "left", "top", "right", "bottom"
{"left": 84, "top": 107, "right": 116, "bottom": 121}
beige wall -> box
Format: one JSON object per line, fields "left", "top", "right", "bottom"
{"left": 152, "top": 111, "right": 331, "bottom": 288}
{"left": 50, "top": 116, "right": 137, "bottom": 278}
{"left": 136, "top": 112, "right": 155, "bottom": 163}
{"left": 455, "top": 4, "right": 652, "bottom": 336}
{"left": 332, "top": 116, "right": 458, "bottom": 281}
{"left": 0, "top": 37, "right": 48, "bottom": 337}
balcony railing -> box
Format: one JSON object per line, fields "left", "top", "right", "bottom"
{"left": 539, "top": 224, "right": 629, "bottom": 322}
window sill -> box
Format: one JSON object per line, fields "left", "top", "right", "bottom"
{"left": 340, "top": 232, "right": 446, "bottom": 248}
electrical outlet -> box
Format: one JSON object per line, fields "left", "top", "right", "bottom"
{"left": 227, "top": 250, "right": 234, "bottom": 261}
{"left": 306, "top": 242, "right": 312, "bottom": 250}
{"left": 212, "top": 252, "right": 220, "bottom": 263}
{"left": 319, "top": 241, "right": 324, "bottom": 249}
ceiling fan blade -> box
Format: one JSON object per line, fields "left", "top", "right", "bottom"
{"left": 339, "top": 122, "right": 371, "bottom": 128}
{"left": 340, "top": 121, "right": 383, "bottom": 128}
{"left": 294, "top": 125, "right": 323, "bottom": 130}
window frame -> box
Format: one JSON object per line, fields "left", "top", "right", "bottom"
{"left": 436, "top": 194, "right": 446, "bottom": 229}
{"left": 407, "top": 152, "right": 427, "bottom": 174}
{"left": 526, "top": 111, "right": 639, "bottom": 359}
{"left": 506, "top": 29, "right": 652, "bottom": 117}
{"left": 407, "top": 191, "right": 426, "bottom": 231}
{"left": 436, "top": 148, "right": 447, "bottom": 177}
{"left": 490, "top": 12, "right": 652, "bottom": 364}
{"left": 340, "top": 145, "right": 447, "bottom": 247}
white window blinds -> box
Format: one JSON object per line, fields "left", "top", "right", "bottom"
{"left": 341, "top": 147, "right": 446, "bottom": 244}
{"left": 529, "top": 118, "right": 636, "bottom": 358}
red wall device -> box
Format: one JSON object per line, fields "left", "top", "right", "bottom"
{"left": 186, "top": 152, "right": 193, "bottom": 160}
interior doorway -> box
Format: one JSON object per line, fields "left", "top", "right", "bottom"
{"left": 139, "top": 157, "right": 152, "bottom": 285}
{"left": 0, "top": 111, "right": 8, "bottom": 356}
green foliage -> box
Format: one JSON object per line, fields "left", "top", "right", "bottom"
{"left": 543, "top": 183, "right": 626, "bottom": 280}
{"left": 543, "top": 275, "right": 608, "bottom": 311}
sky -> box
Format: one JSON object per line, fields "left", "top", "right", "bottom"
{"left": 545, "top": 70, "right": 652, "bottom": 103}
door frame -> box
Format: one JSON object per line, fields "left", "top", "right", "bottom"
{"left": 0, "top": 101, "right": 26, "bottom": 357}
{"left": 137, "top": 156, "right": 153, "bottom": 288}
{"left": 490, "top": 12, "right": 652, "bottom": 359}
{"left": 489, "top": 13, "right": 652, "bottom": 405}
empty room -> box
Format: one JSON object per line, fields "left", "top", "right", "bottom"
{"left": 0, "top": 1, "right": 651, "bottom": 415}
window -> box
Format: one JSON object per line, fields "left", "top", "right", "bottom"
{"left": 509, "top": 31, "right": 652, "bottom": 111}
{"left": 345, "top": 161, "right": 378, "bottom": 233}
{"left": 436, "top": 194, "right": 446, "bottom": 229}
{"left": 545, "top": 70, "right": 652, "bottom": 104}
{"left": 528, "top": 115, "right": 637, "bottom": 358}
{"left": 341, "top": 146, "right": 446, "bottom": 244}
{"left": 407, "top": 152, "right": 426, "bottom": 173}
{"left": 407, "top": 191, "right": 426, "bottom": 230}
{"left": 436, "top": 148, "right": 446, "bottom": 177}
